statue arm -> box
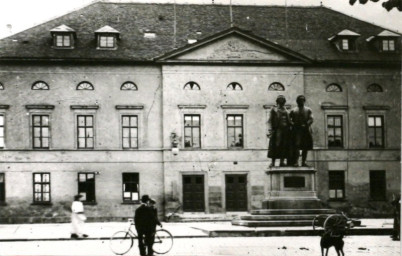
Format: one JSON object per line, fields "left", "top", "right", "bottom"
{"left": 267, "top": 108, "right": 275, "bottom": 136}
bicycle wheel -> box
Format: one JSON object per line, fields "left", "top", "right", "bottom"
{"left": 323, "top": 214, "right": 348, "bottom": 233}
{"left": 312, "top": 215, "right": 326, "bottom": 231}
{"left": 110, "top": 231, "right": 134, "bottom": 255}
{"left": 153, "top": 229, "right": 173, "bottom": 254}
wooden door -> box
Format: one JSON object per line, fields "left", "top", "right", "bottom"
{"left": 183, "top": 175, "right": 205, "bottom": 212}
{"left": 226, "top": 174, "right": 247, "bottom": 211}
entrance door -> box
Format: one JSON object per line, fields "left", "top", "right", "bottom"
{"left": 183, "top": 175, "right": 205, "bottom": 212}
{"left": 226, "top": 174, "right": 247, "bottom": 211}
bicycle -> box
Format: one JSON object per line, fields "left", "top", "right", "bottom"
{"left": 109, "top": 218, "right": 173, "bottom": 255}
{"left": 312, "top": 212, "right": 357, "bottom": 234}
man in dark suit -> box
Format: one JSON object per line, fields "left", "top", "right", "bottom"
{"left": 135, "top": 194, "right": 157, "bottom": 256}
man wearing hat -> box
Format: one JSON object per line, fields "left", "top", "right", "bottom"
{"left": 135, "top": 194, "right": 158, "bottom": 256}
{"left": 70, "top": 194, "right": 88, "bottom": 239}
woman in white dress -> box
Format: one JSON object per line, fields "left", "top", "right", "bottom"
{"left": 70, "top": 194, "right": 88, "bottom": 239}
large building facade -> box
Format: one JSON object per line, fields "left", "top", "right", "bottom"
{"left": 0, "top": 2, "right": 400, "bottom": 223}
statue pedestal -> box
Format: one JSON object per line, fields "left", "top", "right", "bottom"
{"left": 263, "top": 167, "right": 323, "bottom": 209}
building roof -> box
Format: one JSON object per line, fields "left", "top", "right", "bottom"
{"left": 0, "top": 2, "right": 400, "bottom": 63}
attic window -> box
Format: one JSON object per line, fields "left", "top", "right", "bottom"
{"left": 268, "top": 82, "right": 285, "bottom": 91}
{"left": 367, "top": 83, "right": 383, "bottom": 92}
{"left": 77, "top": 81, "right": 94, "bottom": 90}
{"left": 184, "top": 82, "right": 200, "bottom": 90}
{"left": 341, "top": 39, "right": 349, "bottom": 50}
{"left": 121, "top": 82, "right": 138, "bottom": 91}
{"left": 326, "top": 84, "right": 342, "bottom": 92}
{"left": 50, "top": 25, "right": 76, "bottom": 49}
{"left": 99, "top": 35, "right": 115, "bottom": 48}
{"left": 328, "top": 29, "right": 360, "bottom": 52}
{"left": 366, "top": 30, "right": 399, "bottom": 53}
{"left": 227, "top": 82, "right": 243, "bottom": 91}
{"left": 95, "top": 26, "right": 120, "bottom": 50}
{"left": 32, "top": 81, "right": 49, "bottom": 90}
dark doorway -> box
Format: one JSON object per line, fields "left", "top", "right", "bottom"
{"left": 183, "top": 175, "right": 205, "bottom": 212}
{"left": 226, "top": 174, "right": 247, "bottom": 211}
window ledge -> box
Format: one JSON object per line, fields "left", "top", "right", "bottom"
{"left": 328, "top": 199, "right": 347, "bottom": 202}
{"left": 122, "top": 201, "right": 140, "bottom": 205}
{"left": 31, "top": 202, "right": 53, "bottom": 206}
{"left": 83, "top": 201, "right": 97, "bottom": 206}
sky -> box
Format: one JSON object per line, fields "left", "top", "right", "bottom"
{"left": 0, "top": 0, "right": 401, "bottom": 39}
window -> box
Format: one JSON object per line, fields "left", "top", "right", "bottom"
{"left": 33, "top": 173, "right": 50, "bottom": 203}
{"left": 382, "top": 39, "right": 395, "bottom": 51}
{"left": 326, "top": 84, "right": 342, "bottom": 92}
{"left": 0, "top": 82, "right": 3, "bottom": 90}
{"left": 0, "top": 115, "right": 4, "bottom": 148}
{"left": 0, "top": 173, "right": 4, "bottom": 203}
{"left": 77, "top": 82, "right": 94, "bottom": 90}
{"left": 123, "top": 173, "right": 139, "bottom": 202}
{"left": 32, "top": 115, "right": 50, "bottom": 149}
{"left": 183, "top": 82, "right": 200, "bottom": 90}
{"left": 121, "top": 82, "right": 138, "bottom": 91}
{"left": 78, "top": 173, "right": 95, "bottom": 203}
{"left": 77, "top": 115, "right": 94, "bottom": 149}
{"left": 268, "top": 82, "right": 285, "bottom": 91}
{"left": 227, "top": 114, "right": 243, "bottom": 148}
{"left": 367, "top": 83, "right": 383, "bottom": 92}
{"left": 227, "top": 82, "right": 243, "bottom": 91}
{"left": 99, "top": 35, "right": 115, "bottom": 48}
{"left": 32, "top": 81, "right": 49, "bottom": 90}
{"left": 327, "top": 115, "right": 343, "bottom": 148}
{"left": 329, "top": 171, "right": 345, "bottom": 199}
{"left": 55, "top": 34, "right": 71, "bottom": 47}
{"left": 341, "top": 39, "right": 349, "bottom": 50}
{"left": 122, "top": 115, "right": 138, "bottom": 149}
{"left": 184, "top": 115, "right": 201, "bottom": 148}
{"left": 370, "top": 170, "right": 386, "bottom": 201}
{"left": 368, "top": 116, "right": 384, "bottom": 148}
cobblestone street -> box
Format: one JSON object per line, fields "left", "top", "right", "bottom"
{"left": 0, "top": 236, "right": 399, "bottom": 256}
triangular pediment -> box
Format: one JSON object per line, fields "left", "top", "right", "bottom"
{"left": 157, "top": 28, "right": 311, "bottom": 63}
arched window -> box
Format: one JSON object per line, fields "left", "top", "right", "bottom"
{"left": 77, "top": 81, "right": 94, "bottom": 90}
{"left": 0, "top": 82, "right": 3, "bottom": 90}
{"left": 227, "top": 82, "right": 243, "bottom": 91}
{"left": 268, "top": 82, "right": 285, "bottom": 91}
{"left": 32, "top": 81, "right": 49, "bottom": 90}
{"left": 183, "top": 81, "right": 200, "bottom": 90}
{"left": 121, "top": 82, "right": 138, "bottom": 91}
{"left": 326, "top": 83, "right": 342, "bottom": 92}
{"left": 367, "top": 83, "right": 383, "bottom": 92}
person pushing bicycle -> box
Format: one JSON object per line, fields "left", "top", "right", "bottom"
{"left": 134, "top": 195, "right": 162, "bottom": 256}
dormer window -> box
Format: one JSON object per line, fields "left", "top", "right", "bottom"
{"left": 99, "top": 35, "right": 115, "bottom": 48}
{"left": 366, "top": 30, "right": 399, "bottom": 53}
{"left": 341, "top": 39, "right": 349, "bottom": 50}
{"left": 95, "top": 26, "right": 120, "bottom": 50}
{"left": 50, "top": 25, "right": 76, "bottom": 49}
{"left": 328, "top": 29, "right": 360, "bottom": 52}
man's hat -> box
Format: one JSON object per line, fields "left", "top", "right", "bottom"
{"left": 74, "top": 194, "right": 83, "bottom": 200}
{"left": 149, "top": 198, "right": 156, "bottom": 204}
{"left": 141, "top": 194, "right": 150, "bottom": 203}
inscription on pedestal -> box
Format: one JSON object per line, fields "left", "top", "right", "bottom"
{"left": 284, "top": 176, "right": 305, "bottom": 188}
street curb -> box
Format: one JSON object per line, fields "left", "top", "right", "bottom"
{"left": 207, "top": 228, "right": 393, "bottom": 237}
{"left": 0, "top": 228, "right": 393, "bottom": 242}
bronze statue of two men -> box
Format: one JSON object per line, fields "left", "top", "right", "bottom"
{"left": 267, "top": 95, "right": 313, "bottom": 167}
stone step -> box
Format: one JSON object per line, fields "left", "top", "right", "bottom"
{"left": 251, "top": 209, "right": 337, "bottom": 215}
{"left": 232, "top": 219, "right": 314, "bottom": 227}
{"left": 240, "top": 214, "right": 318, "bottom": 221}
